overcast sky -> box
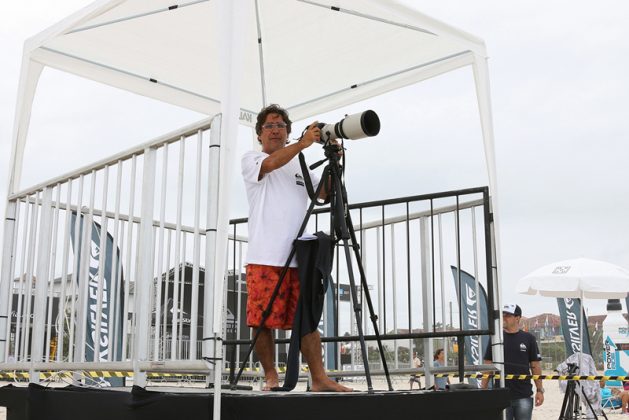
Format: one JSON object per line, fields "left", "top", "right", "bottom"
{"left": 1, "top": 1, "right": 629, "bottom": 318}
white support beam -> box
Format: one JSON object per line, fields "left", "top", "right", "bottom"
{"left": 133, "top": 147, "right": 157, "bottom": 387}
{"left": 0, "top": 201, "right": 17, "bottom": 362}
{"left": 30, "top": 187, "right": 54, "bottom": 383}
{"left": 420, "top": 216, "right": 434, "bottom": 389}
{"left": 472, "top": 56, "right": 504, "bottom": 387}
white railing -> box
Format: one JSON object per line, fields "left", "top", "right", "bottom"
{"left": 0, "top": 113, "right": 498, "bottom": 391}
{"left": 0, "top": 116, "right": 223, "bottom": 384}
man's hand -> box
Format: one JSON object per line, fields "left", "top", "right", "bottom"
{"left": 530, "top": 360, "right": 543, "bottom": 407}
{"left": 300, "top": 121, "right": 320, "bottom": 147}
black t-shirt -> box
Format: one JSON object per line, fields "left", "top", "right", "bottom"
{"left": 484, "top": 330, "right": 542, "bottom": 399}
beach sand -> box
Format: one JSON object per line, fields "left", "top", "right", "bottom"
{"left": 532, "top": 377, "right": 623, "bottom": 419}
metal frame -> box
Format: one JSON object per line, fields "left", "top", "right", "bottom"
{"left": 0, "top": 110, "right": 500, "bottom": 393}
{"left": 224, "top": 186, "right": 499, "bottom": 385}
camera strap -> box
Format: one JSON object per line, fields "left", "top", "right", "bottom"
{"left": 298, "top": 152, "right": 330, "bottom": 205}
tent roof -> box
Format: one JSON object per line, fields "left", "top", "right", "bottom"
{"left": 24, "top": 0, "right": 486, "bottom": 122}
{"left": 9, "top": 0, "right": 497, "bottom": 200}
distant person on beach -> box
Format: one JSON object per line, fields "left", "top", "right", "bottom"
{"left": 600, "top": 380, "right": 629, "bottom": 413}
{"left": 409, "top": 351, "right": 422, "bottom": 389}
{"left": 481, "top": 303, "right": 544, "bottom": 420}
{"left": 241, "top": 104, "right": 349, "bottom": 392}
{"left": 433, "top": 348, "right": 450, "bottom": 390}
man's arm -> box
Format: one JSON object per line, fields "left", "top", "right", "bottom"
{"left": 530, "top": 360, "right": 544, "bottom": 406}
{"left": 259, "top": 123, "right": 319, "bottom": 179}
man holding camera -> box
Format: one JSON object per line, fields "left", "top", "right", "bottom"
{"left": 481, "top": 303, "right": 544, "bottom": 420}
{"left": 241, "top": 104, "right": 350, "bottom": 392}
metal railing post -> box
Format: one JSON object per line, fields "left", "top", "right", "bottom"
{"left": 0, "top": 201, "right": 17, "bottom": 362}
{"left": 30, "top": 187, "right": 54, "bottom": 383}
{"left": 133, "top": 147, "right": 157, "bottom": 387}
{"left": 203, "top": 114, "right": 221, "bottom": 376}
{"left": 190, "top": 129, "right": 204, "bottom": 360}
{"left": 420, "top": 216, "right": 434, "bottom": 388}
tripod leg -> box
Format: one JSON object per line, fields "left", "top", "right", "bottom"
{"left": 559, "top": 381, "right": 574, "bottom": 420}
{"left": 326, "top": 159, "right": 392, "bottom": 392}
{"left": 577, "top": 381, "right": 601, "bottom": 419}
{"left": 338, "top": 236, "right": 374, "bottom": 391}
{"left": 323, "top": 166, "right": 372, "bottom": 391}
{"left": 344, "top": 210, "right": 393, "bottom": 391}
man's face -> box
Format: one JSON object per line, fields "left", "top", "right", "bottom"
{"left": 259, "top": 113, "right": 288, "bottom": 154}
{"left": 502, "top": 312, "right": 520, "bottom": 331}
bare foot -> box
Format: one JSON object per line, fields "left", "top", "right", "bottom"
{"left": 310, "top": 377, "right": 353, "bottom": 392}
{"left": 262, "top": 372, "right": 279, "bottom": 391}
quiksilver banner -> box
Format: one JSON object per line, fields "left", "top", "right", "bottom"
{"left": 556, "top": 298, "right": 591, "bottom": 356}
{"left": 70, "top": 212, "right": 124, "bottom": 385}
{"left": 451, "top": 266, "right": 489, "bottom": 370}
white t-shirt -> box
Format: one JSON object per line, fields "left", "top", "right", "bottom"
{"left": 241, "top": 150, "right": 320, "bottom": 267}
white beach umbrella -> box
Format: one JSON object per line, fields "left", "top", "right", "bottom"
{"left": 517, "top": 257, "right": 629, "bottom": 299}
{"left": 517, "top": 257, "right": 629, "bottom": 371}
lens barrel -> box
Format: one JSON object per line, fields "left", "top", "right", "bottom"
{"left": 318, "top": 110, "right": 380, "bottom": 143}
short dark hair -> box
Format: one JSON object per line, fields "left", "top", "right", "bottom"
{"left": 433, "top": 348, "right": 444, "bottom": 360}
{"left": 255, "top": 104, "right": 292, "bottom": 142}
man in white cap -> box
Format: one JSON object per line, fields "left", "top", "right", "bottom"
{"left": 481, "top": 303, "right": 544, "bottom": 420}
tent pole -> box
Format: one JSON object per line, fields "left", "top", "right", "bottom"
{"left": 472, "top": 56, "right": 504, "bottom": 388}
{"left": 7, "top": 57, "right": 44, "bottom": 194}
{"left": 208, "top": 1, "right": 246, "bottom": 418}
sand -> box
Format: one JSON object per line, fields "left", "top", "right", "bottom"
{"left": 532, "top": 378, "right": 623, "bottom": 419}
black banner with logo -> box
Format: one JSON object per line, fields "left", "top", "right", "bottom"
{"left": 451, "top": 266, "right": 489, "bottom": 368}
{"left": 556, "top": 297, "right": 591, "bottom": 356}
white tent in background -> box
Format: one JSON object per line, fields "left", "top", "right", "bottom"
{"left": 517, "top": 257, "right": 629, "bottom": 299}
{"left": 4, "top": 1, "right": 502, "bottom": 417}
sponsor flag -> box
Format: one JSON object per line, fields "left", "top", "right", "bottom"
{"left": 71, "top": 212, "right": 124, "bottom": 386}
{"left": 556, "top": 298, "right": 591, "bottom": 357}
{"left": 451, "top": 266, "right": 489, "bottom": 384}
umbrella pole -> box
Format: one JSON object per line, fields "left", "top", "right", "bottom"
{"left": 579, "top": 291, "right": 584, "bottom": 371}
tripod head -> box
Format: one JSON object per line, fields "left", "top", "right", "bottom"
{"left": 309, "top": 141, "right": 344, "bottom": 170}
{"left": 566, "top": 362, "right": 579, "bottom": 375}
{"left": 323, "top": 142, "right": 343, "bottom": 157}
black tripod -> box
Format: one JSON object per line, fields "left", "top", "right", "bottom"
{"left": 230, "top": 143, "right": 392, "bottom": 392}
{"left": 559, "top": 364, "right": 607, "bottom": 420}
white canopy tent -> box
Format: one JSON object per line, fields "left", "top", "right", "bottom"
{"left": 8, "top": 0, "right": 498, "bottom": 193}
{"left": 4, "top": 0, "right": 503, "bottom": 413}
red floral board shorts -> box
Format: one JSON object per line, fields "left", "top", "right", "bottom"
{"left": 246, "top": 264, "right": 300, "bottom": 330}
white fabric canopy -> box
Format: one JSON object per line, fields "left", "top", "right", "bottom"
{"left": 517, "top": 257, "right": 629, "bottom": 299}
{"left": 8, "top": 0, "right": 496, "bottom": 194}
